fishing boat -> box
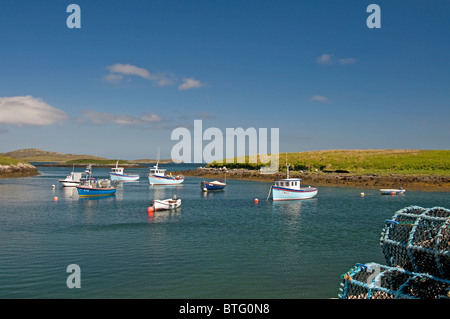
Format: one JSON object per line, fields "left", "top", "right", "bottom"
{"left": 58, "top": 170, "right": 83, "bottom": 187}
{"left": 151, "top": 196, "right": 181, "bottom": 211}
{"left": 148, "top": 163, "right": 184, "bottom": 185}
{"left": 201, "top": 180, "right": 226, "bottom": 191}
{"left": 380, "top": 188, "right": 406, "bottom": 195}
{"left": 269, "top": 164, "right": 318, "bottom": 201}
{"left": 109, "top": 160, "right": 139, "bottom": 181}
{"left": 76, "top": 165, "right": 116, "bottom": 197}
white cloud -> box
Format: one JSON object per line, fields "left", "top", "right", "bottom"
{"left": 107, "top": 64, "right": 151, "bottom": 79}
{"left": 339, "top": 58, "right": 356, "bottom": 65}
{"left": 104, "top": 63, "right": 206, "bottom": 90}
{"left": 179, "top": 77, "right": 206, "bottom": 90}
{"left": 316, "top": 54, "right": 356, "bottom": 66}
{"left": 105, "top": 63, "right": 176, "bottom": 87}
{"left": 82, "top": 110, "right": 162, "bottom": 126}
{"left": 0, "top": 96, "right": 68, "bottom": 126}
{"left": 310, "top": 95, "right": 330, "bottom": 103}
{"left": 316, "top": 54, "right": 333, "bottom": 65}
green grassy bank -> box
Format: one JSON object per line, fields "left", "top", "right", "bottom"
{"left": 207, "top": 149, "right": 450, "bottom": 176}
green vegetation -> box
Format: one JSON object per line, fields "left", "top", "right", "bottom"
{"left": 0, "top": 148, "right": 107, "bottom": 163}
{"left": 207, "top": 150, "right": 450, "bottom": 176}
{"left": 0, "top": 155, "right": 21, "bottom": 166}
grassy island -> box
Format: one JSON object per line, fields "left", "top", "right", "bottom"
{"left": 181, "top": 150, "right": 450, "bottom": 191}
{"left": 207, "top": 149, "right": 450, "bottom": 176}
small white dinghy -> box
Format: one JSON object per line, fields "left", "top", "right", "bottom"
{"left": 150, "top": 196, "right": 181, "bottom": 211}
{"left": 380, "top": 188, "right": 406, "bottom": 195}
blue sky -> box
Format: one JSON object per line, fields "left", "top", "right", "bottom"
{"left": 0, "top": 1, "right": 449, "bottom": 161}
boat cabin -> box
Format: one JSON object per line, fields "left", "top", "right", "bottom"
{"left": 274, "top": 178, "right": 302, "bottom": 190}
{"left": 111, "top": 167, "right": 124, "bottom": 175}
{"left": 149, "top": 165, "right": 166, "bottom": 177}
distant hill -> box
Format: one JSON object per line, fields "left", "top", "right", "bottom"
{"left": 1, "top": 148, "right": 108, "bottom": 163}
{"left": 131, "top": 158, "right": 183, "bottom": 164}
{"left": 1, "top": 148, "right": 181, "bottom": 164}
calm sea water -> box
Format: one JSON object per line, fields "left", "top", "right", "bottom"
{"left": 1, "top": 164, "right": 449, "bottom": 299}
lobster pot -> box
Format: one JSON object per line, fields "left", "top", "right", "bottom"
{"left": 380, "top": 206, "right": 450, "bottom": 279}
{"left": 339, "top": 262, "right": 450, "bottom": 299}
{"left": 99, "top": 179, "right": 111, "bottom": 188}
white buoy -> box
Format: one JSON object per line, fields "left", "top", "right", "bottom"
{"left": 360, "top": 192, "right": 365, "bottom": 197}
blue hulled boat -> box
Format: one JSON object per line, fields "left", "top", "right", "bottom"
{"left": 76, "top": 185, "right": 117, "bottom": 197}
{"left": 201, "top": 180, "right": 226, "bottom": 191}
{"left": 76, "top": 164, "right": 117, "bottom": 197}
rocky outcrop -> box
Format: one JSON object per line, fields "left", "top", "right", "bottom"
{"left": 177, "top": 167, "right": 450, "bottom": 192}
{"left": 0, "top": 162, "right": 39, "bottom": 178}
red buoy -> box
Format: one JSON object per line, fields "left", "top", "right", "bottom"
{"left": 147, "top": 206, "right": 154, "bottom": 213}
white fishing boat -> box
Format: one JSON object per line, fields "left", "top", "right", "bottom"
{"left": 58, "top": 166, "right": 83, "bottom": 187}
{"left": 148, "top": 163, "right": 184, "bottom": 185}
{"left": 147, "top": 148, "right": 184, "bottom": 185}
{"left": 380, "top": 188, "right": 406, "bottom": 195}
{"left": 268, "top": 164, "right": 318, "bottom": 201}
{"left": 151, "top": 196, "right": 181, "bottom": 211}
{"left": 109, "top": 160, "right": 139, "bottom": 181}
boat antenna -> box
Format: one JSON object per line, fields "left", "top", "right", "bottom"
{"left": 285, "top": 153, "right": 289, "bottom": 179}
{"left": 155, "top": 146, "right": 160, "bottom": 169}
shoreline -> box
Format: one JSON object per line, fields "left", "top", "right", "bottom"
{"left": 0, "top": 163, "right": 40, "bottom": 178}
{"left": 176, "top": 167, "right": 450, "bottom": 192}
{"left": 34, "top": 163, "right": 146, "bottom": 168}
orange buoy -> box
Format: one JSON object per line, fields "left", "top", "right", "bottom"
{"left": 53, "top": 196, "right": 58, "bottom": 201}
{"left": 147, "top": 206, "right": 154, "bottom": 213}
{"left": 254, "top": 198, "right": 259, "bottom": 203}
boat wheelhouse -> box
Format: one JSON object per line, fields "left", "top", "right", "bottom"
{"left": 58, "top": 172, "right": 83, "bottom": 187}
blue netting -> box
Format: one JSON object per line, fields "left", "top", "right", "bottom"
{"left": 339, "top": 206, "right": 450, "bottom": 299}
{"left": 339, "top": 262, "right": 450, "bottom": 299}
{"left": 380, "top": 206, "right": 450, "bottom": 278}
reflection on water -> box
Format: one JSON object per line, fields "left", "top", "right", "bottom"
{"left": 148, "top": 185, "right": 183, "bottom": 201}
{"left": 147, "top": 208, "right": 181, "bottom": 223}
{"left": 61, "top": 186, "right": 78, "bottom": 200}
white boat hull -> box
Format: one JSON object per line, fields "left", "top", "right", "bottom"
{"left": 153, "top": 198, "right": 181, "bottom": 211}
{"left": 110, "top": 173, "right": 140, "bottom": 181}
{"left": 59, "top": 180, "right": 80, "bottom": 187}
{"left": 272, "top": 186, "right": 318, "bottom": 201}
{"left": 380, "top": 189, "right": 406, "bottom": 195}
{"left": 148, "top": 175, "right": 184, "bottom": 185}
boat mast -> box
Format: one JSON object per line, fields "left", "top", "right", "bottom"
{"left": 285, "top": 153, "right": 289, "bottom": 179}
{"left": 155, "top": 146, "right": 160, "bottom": 169}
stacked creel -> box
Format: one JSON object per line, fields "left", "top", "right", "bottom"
{"left": 339, "top": 206, "right": 450, "bottom": 299}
